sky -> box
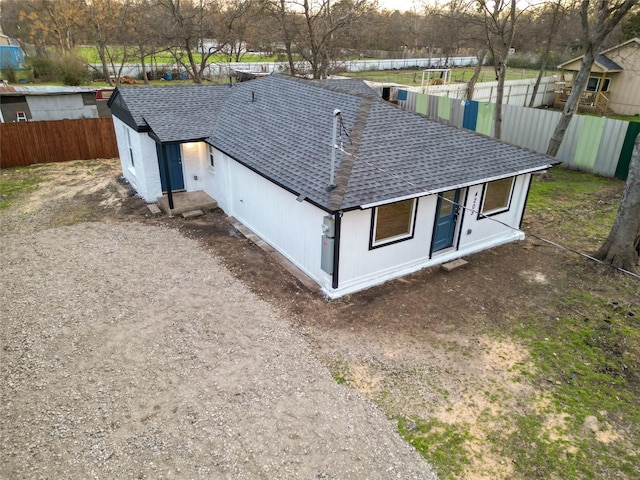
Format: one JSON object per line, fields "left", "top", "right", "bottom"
{"left": 377, "top": 0, "right": 424, "bottom": 12}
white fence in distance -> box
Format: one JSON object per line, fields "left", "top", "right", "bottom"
{"left": 90, "top": 56, "right": 478, "bottom": 79}
{"left": 402, "top": 76, "right": 558, "bottom": 108}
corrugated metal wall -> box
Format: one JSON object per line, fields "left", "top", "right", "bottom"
{"left": 397, "top": 89, "right": 638, "bottom": 179}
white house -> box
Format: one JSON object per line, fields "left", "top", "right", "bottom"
{"left": 108, "top": 75, "right": 556, "bottom": 298}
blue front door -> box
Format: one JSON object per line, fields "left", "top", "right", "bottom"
{"left": 432, "top": 189, "right": 461, "bottom": 253}
{"left": 156, "top": 143, "right": 185, "bottom": 192}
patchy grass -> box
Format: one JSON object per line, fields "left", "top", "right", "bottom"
{"left": 397, "top": 418, "right": 472, "bottom": 479}
{"left": 383, "top": 167, "right": 638, "bottom": 479}
{"left": 0, "top": 169, "right": 44, "bottom": 210}
{"left": 484, "top": 170, "right": 638, "bottom": 479}
{"left": 502, "top": 293, "right": 640, "bottom": 479}
{"left": 523, "top": 168, "right": 625, "bottom": 250}
{"left": 330, "top": 358, "right": 351, "bottom": 385}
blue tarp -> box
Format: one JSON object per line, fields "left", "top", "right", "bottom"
{"left": 0, "top": 46, "right": 27, "bottom": 70}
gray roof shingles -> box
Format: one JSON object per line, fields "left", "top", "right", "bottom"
{"left": 112, "top": 75, "right": 556, "bottom": 212}
{"left": 595, "top": 54, "right": 623, "bottom": 71}
{"left": 116, "top": 84, "right": 231, "bottom": 142}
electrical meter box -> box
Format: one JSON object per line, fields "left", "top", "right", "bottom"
{"left": 321, "top": 215, "right": 335, "bottom": 238}
{"left": 321, "top": 235, "right": 334, "bottom": 274}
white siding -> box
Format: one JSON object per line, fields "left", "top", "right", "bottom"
{"left": 225, "top": 159, "right": 330, "bottom": 289}
{"left": 331, "top": 176, "right": 530, "bottom": 298}
{"left": 112, "top": 117, "right": 162, "bottom": 202}
{"left": 180, "top": 142, "right": 208, "bottom": 192}
{"left": 155, "top": 140, "right": 533, "bottom": 298}
{"left": 184, "top": 146, "right": 332, "bottom": 290}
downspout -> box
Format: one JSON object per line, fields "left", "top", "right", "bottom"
{"left": 332, "top": 211, "right": 342, "bottom": 290}
{"left": 161, "top": 143, "right": 174, "bottom": 210}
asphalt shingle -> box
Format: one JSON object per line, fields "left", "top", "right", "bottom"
{"left": 111, "top": 75, "right": 556, "bottom": 212}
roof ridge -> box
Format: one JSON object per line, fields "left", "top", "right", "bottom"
{"left": 327, "top": 96, "right": 373, "bottom": 212}
{"left": 266, "top": 73, "right": 377, "bottom": 99}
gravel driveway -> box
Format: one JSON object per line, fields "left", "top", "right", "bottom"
{"left": 1, "top": 221, "right": 437, "bottom": 479}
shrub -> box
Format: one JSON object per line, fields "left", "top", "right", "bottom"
{"left": 29, "top": 55, "right": 59, "bottom": 82}
{"left": 58, "top": 54, "right": 92, "bottom": 85}
{"left": 27, "top": 53, "right": 92, "bottom": 85}
{"left": 0, "top": 67, "right": 17, "bottom": 83}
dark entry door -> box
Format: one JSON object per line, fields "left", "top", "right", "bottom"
{"left": 156, "top": 143, "right": 185, "bottom": 192}
{"left": 432, "top": 189, "right": 461, "bottom": 253}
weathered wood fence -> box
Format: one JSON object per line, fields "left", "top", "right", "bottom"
{"left": 0, "top": 118, "right": 118, "bottom": 169}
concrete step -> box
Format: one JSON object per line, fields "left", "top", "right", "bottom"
{"left": 157, "top": 190, "right": 218, "bottom": 215}
{"left": 182, "top": 209, "right": 204, "bottom": 219}
{"left": 441, "top": 258, "right": 469, "bottom": 272}
{"left": 147, "top": 204, "right": 162, "bottom": 215}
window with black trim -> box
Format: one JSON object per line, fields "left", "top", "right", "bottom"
{"left": 586, "top": 77, "right": 611, "bottom": 92}
{"left": 481, "top": 178, "right": 514, "bottom": 215}
{"left": 371, "top": 199, "right": 416, "bottom": 247}
{"left": 207, "top": 144, "right": 215, "bottom": 169}
{"left": 126, "top": 128, "right": 134, "bottom": 168}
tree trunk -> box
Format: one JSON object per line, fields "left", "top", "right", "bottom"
{"left": 529, "top": 1, "right": 561, "bottom": 108}
{"left": 546, "top": 0, "right": 637, "bottom": 157}
{"left": 466, "top": 49, "right": 486, "bottom": 101}
{"left": 97, "top": 43, "right": 113, "bottom": 86}
{"left": 493, "top": 60, "right": 506, "bottom": 139}
{"left": 278, "top": 0, "right": 296, "bottom": 76}
{"left": 284, "top": 39, "right": 296, "bottom": 75}
{"left": 595, "top": 133, "right": 640, "bottom": 273}
{"left": 528, "top": 57, "right": 547, "bottom": 108}
{"left": 186, "top": 47, "right": 201, "bottom": 83}
{"left": 141, "top": 52, "right": 149, "bottom": 85}
{"left": 546, "top": 49, "right": 594, "bottom": 156}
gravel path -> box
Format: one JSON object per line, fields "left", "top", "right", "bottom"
{"left": 0, "top": 222, "right": 438, "bottom": 479}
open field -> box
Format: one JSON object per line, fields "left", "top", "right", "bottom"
{"left": 1, "top": 160, "right": 638, "bottom": 479}
{"left": 75, "top": 46, "right": 281, "bottom": 65}
{"left": 343, "top": 66, "right": 552, "bottom": 86}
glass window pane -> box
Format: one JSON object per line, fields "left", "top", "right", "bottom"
{"left": 439, "top": 190, "right": 456, "bottom": 215}
{"left": 374, "top": 199, "right": 415, "bottom": 243}
{"left": 482, "top": 178, "right": 513, "bottom": 214}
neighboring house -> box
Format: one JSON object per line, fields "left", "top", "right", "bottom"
{"left": 108, "top": 75, "right": 556, "bottom": 298}
{"left": 555, "top": 37, "right": 640, "bottom": 115}
{"left": 0, "top": 34, "right": 27, "bottom": 72}
{"left": 0, "top": 86, "right": 114, "bottom": 122}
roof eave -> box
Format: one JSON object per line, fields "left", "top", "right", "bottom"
{"left": 358, "top": 164, "right": 557, "bottom": 210}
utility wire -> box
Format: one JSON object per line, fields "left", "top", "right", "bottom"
{"left": 336, "top": 146, "right": 640, "bottom": 281}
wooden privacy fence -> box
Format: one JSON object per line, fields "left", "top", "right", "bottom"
{"left": 0, "top": 118, "right": 118, "bottom": 169}
{"left": 397, "top": 88, "right": 639, "bottom": 180}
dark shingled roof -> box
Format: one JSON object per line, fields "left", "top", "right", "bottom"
{"left": 595, "top": 54, "right": 623, "bottom": 72}
{"left": 111, "top": 75, "right": 556, "bottom": 212}
{"left": 112, "top": 84, "right": 231, "bottom": 142}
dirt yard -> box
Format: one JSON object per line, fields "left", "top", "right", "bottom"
{"left": 1, "top": 159, "right": 638, "bottom": 479}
